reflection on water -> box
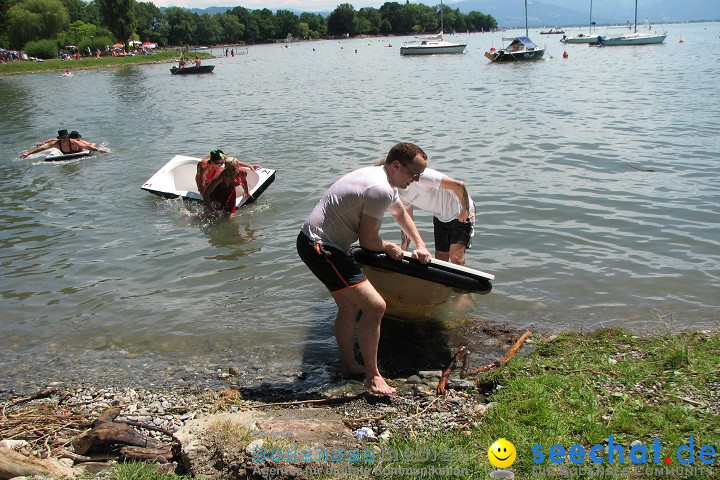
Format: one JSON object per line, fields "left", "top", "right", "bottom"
{"left": 1, "top": 23, "right": 719, "bottom": 395}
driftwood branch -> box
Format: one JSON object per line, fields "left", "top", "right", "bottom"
{"left": 461, "top": 330, "right": 533, "bottom": 377}
{"left": 9, "top": 387, "right": 58, "bottom": 406}
{"left": 72, "top": 407, "right": 159, "bottom": 456}
{"left": 436, "top": 347, "right": 469, "bottom": 395}
{"left": 119, "top": 446, "right": 173, "bottom": 463}
{"left": 0, "top": 446, "right": 75, "bottom": 479}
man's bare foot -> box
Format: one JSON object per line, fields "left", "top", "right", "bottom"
{"left": 365, "top": 374, "right": 397, "bottom": 395}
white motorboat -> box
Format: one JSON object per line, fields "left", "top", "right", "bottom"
{"left": 400, "top": 0, "right": 466, "bottom": 55}
{"left": 140, "top": 154, "right": 275, "bottom": 209}
{"left": 485, "top": 1, "right": 545, "bottom": 62}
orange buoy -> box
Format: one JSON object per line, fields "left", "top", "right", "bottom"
{"left": 679, "top": 38, "right": 684, "bottom": 43}
{"left": 490, "top": 46, "right": 496, "bottom": 52}
{"left": 563, "top": 50, "right": 568, "bottom": 59}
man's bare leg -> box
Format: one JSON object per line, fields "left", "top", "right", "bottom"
{"left": 332, "top": 282, "right": 396, "bottom": 395}
{"left": 448, "top": 243, "right": 467, "bottom": 266}
{"left": 331, "top": 291, "right": 364, "bottom": 375}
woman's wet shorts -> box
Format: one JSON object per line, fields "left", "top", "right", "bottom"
{"left": 296, "top": 232, "right": 367, "bottom": 292}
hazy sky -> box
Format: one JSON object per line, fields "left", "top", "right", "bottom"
{"left": 150, "top": 1, "right": 406, "bottom": 11}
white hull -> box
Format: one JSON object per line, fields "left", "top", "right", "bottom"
{"left": 141, "top": 155, "right": 275, "bottom": 209}
{"left": 600, "top": 32, "right": 666, "bottom": 45}
{"left": 400, "top": 41, "right": 466, "bottom": 55}
{"left": 561, "top": 34, "right": 600, "bottom": 44}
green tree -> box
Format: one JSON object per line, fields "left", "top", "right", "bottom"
{"left": 65, "top": 19, "right": 96, "bottom": 45}
{"left": 6, "top": 0, "right": 69, "bottom": 49}
{"left": 357, "top": 7, "right": 382, "bottom": 35}
{"left": 60, "top": 0, "right": 89, "bottom": 23}
{"left": 274, "top": 9, "right": 298, "bottom": 39}
{"left": 299, "top": 12, "right": 326, "bottom": 38}
{"left": 379, "top": 2, "right": 406, "bottom": 34}
{"left": 251, "top": 8, "right": 276, "bottom": 42}
{"left": 327, "top": 3, "right": 356, "bottom": 36}
{"left": 194, "top": 12, "right": 220, "bottom": 45}
{"left": 218, "top": 13, "right": 244, "bottom": 44}
{"left": 164, "top": 6, "right": 195, "bottom": 46}
{"left": 134, "top": 1, "right": 164, "bottom": 44}
{"left": 96, "top": 0, "right": 136, "bottom": 50}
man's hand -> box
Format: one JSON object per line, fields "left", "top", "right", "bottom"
{"left": 383, "top": 242, "right": 404, "bottom": 260}
{"left": 412, "top": 247, "right": 432, "bottom": 264}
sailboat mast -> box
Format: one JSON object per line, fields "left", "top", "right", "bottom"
{"left": 525, "top": 0, "right": 529, "bottom": 36}
{"left": 589, "top": 0, "right": 593, "bottom": 32}
{"left": 634, "top": 0, "right": 638, "bottom": 33}
{"left": 440, "top": 0, "right": 444, "bottom": 34}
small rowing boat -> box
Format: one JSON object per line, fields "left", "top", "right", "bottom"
{"left": 141, "top": 155, "right": 275, "bottom": 209}
{"left": 352, "top": 248, "right": 494, "bottom": 320}
{"left": 170, "top": 65, "right": 215, "bottom": 75}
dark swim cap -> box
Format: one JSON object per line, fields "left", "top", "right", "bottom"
{"left": 69, "top": 131, "right": 81, "bottom": 139}
{"left": 210, "top": 149, "right": 225, "bottom": 162}
{"left": 57, "top": 129, "right": 69, "bottom": 138}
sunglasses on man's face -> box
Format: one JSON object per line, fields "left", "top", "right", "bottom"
{"left": 400, "top": 162, "right": 423, "bottom": 180}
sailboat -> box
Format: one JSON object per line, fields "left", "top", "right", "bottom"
{"left": 484, "top": 0, "right": 545, "bottom": 62}
{"left": 561, "top": 0, "right": 600, "bottom": 44}
{"left": 400, "top": 0, "right": 467, "bottom": 55}
{"left": 597, "top": 0, "right": 666, "bottom": 46}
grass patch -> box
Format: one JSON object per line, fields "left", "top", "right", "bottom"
{"left": 365, "top": 328, "right": 720, "bottom": 479}
{"left": 0, "top": 50, "right": 212, "bottom": 75}
{"left": 104, "top": 461, "right": 180, "bottom": 480}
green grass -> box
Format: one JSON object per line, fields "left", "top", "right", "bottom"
{"left": 367, "top": 328, "right": 720, "bottom": 479}
{"left": 103, "top": 462, "right": 180, "bottom": 480}
{"left": 0, "top": 51, "right": 212, "bottom": 75}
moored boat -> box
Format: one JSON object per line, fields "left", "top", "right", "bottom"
{"left": 400, "top": 0, "right": 466, "bottom": 55}
{"left": 561, "top": 0, "right": 599, "bottom": 44}
{"left": 485, "top": 1, "right": 545, "bottom": 62}
{"left": 141, "top": 155, "right": 275, "bottom": 209}
{"left": 595, "top": 0, "right": 666, "bottom": 46}
{"left": 540, "top": 28, "right": 565, "bottom": 35}
{"left": 485, "top": 36, "right": 545, "bottom": 62}
{"left": 170, "top": 65, "right": 215, "bottom": 75}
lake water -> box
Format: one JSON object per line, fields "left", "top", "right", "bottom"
{"left": 1, "top": 23, "right": 719, "bottom": 395}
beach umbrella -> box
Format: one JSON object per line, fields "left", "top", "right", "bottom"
{"left": 113, "top": 43, "right": 123, "bottom": 48}
{"left": 141, "top": 42, "right": 156, "bottom": 49}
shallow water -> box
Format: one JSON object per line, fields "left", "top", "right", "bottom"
{"left": 1, "top": 23, "right": 719, "bottom": 395}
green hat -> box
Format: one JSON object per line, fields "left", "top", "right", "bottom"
{"left": 210, "top": 149, "right": 225, "bottom": 162}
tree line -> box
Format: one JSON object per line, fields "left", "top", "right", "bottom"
{"left": 1, "top": 0, "right": 497, "bottom": 56}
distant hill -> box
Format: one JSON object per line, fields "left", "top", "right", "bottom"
{"left": 450, "top": 0, "right": 720, "bottom": 28}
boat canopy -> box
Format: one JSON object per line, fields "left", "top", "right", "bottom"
{"left": 509, "top": 36, "right": 538, "bottom": 49}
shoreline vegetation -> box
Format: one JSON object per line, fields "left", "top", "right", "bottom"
{"left": 2, "top": 327, "right": 718, "bottom": 479}
{"left": 0, "top": 50, "right": 215, "bottom": 76}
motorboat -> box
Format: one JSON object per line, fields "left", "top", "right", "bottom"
{"left": 141, "top": 155, "right": 275, "bottom": 209}
{"left": 485, "top": 36, "right": 545, "bottom": 62}
{"left": 540, "top": 28, "right": 565, "bottom": 35}
{"left": 352, "top": 248, "right": 493, "bottom": 320}
{"left": 400, "top": 0, "right": 466, "bottom": 55}
{"left": 485, "top": 1, "right": 545, "bottom": 62}
{"left": 170, "top": 65, "right": 215, "bottom": 75}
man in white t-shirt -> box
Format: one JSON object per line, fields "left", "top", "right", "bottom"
{"left": 397, "top": 167, "right": 475, "bottom": 266}
{"left": 297, "top": 143, "right": 432, "bottom": 395}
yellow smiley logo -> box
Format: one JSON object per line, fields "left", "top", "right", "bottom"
{"left": 488, "top": 438, "right": 516, "bottom": 469}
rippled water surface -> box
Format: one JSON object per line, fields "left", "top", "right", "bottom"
{"left": 1, "top": 23, "right": 719, "bottom": 394}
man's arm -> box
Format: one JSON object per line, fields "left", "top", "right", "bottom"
{"left": 389, "top": 203, "right": 431, "bottom": 263}
{"left": 400, "top": 205, "right": 413, "bottom": 250}
{"left": 20, "top": 143, "right": 54, "bottom": 158}
{"left": 440, "top": 176, "right": 470, "bottom": 222}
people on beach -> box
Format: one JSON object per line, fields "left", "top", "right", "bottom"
{"left": 297, "top": 142, "right": 432, "bottom": 395}
{"left": 375, "top": 160, "right": 475, "bottom": 266}
{"left": 20, "top": 130, "right": 109, "bottom": 158}
{"left": 203, "top": 158, "right": 251, "bottom": 217}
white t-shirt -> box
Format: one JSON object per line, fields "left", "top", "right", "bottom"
{"left": 302, "top": 166, "right": 401, "bottom": 252}
{"left": 398, "top": 167, "right": 474, "bottom": 223}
